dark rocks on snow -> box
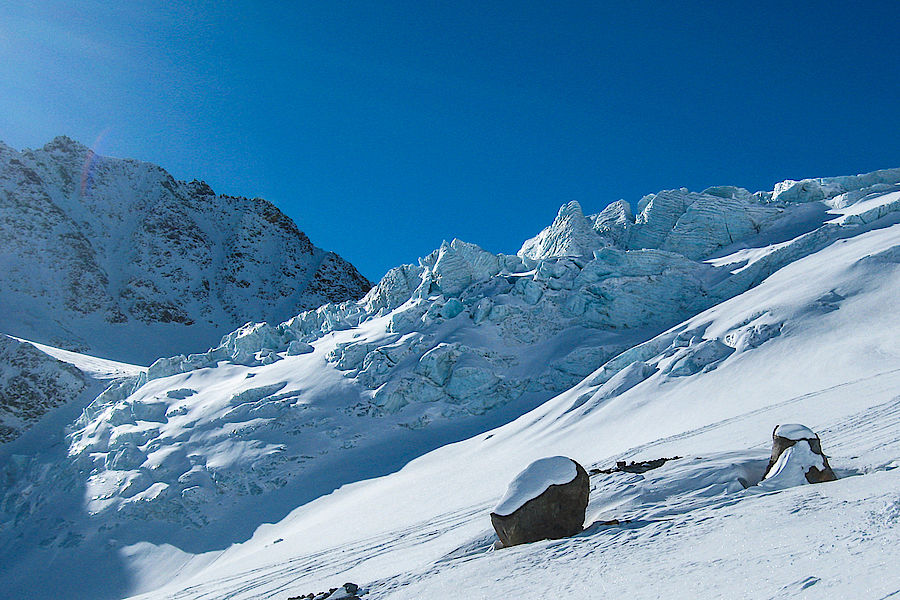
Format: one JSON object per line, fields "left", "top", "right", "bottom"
{"left": 288, "top": 582, "right": 361, "bottom": 600}
{"left": 766, "top": 424, "right": 837, "bottom": 483}
{"left": 490, "top": 457, "right": 589, "bottom": 547}
{"left": 589, "top": 456, "right": 682, "bottom": 476}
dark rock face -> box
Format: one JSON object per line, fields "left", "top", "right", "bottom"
{"left": 490, "top": 459, "right": 589, "bottom": 547}
{"left": 0, "top": 336, "right": 90, "bottom": 442}
{"left": 766, "top": 424, "right": 837, "bottom": 484}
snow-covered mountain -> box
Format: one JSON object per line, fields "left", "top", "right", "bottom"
{"left": 0, "top": 137, "right": 371, "bottom": 364}
{"left": 132, "top": 219, "right": 900, "bottom": 599}
{"left": 2, "top": 167, "right": 899, "bottom": 599}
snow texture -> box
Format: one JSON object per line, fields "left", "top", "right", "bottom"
{"left": 493, "top": 456, "right": 578, "bottom": 516}
{"left": 774, "top": 423, "right": 817, "bottom": 441}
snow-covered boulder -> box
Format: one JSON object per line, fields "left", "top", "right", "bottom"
{"left": 490, "top": 456, "right": 589, "bottom": 547}
{"left": 761, "top": 424, "right": 836, "bottom": 486}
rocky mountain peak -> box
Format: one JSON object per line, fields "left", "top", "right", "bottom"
{"left": 0, "top": 137, "right": 372, "bottom": 364}
{"left": 40, "top": 135, "right": 89, "bottom": 156}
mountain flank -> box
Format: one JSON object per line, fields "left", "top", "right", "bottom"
{"left": 0, "top": 136, "right": 371, "bottom": 364}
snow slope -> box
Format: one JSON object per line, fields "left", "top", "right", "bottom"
{"left": 8, "top": 336, "right": 144, "bottom": 380}
{"left": 0, "top": 137, "right": 371, "bottom": 364}
{"left": 128, "top": 214, "right": 900, "bottom": 600}
{"left": 1, "top": 168, "right": 899, "bottom": 599}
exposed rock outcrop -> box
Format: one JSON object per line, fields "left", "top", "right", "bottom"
{"left": 288, "top": 582, "right": 362, "bottom": 599}
{"left": 0, "top": 336, "right": 88, "bottom": 442}
{"left": 590, "top": 456, "right": 682, "bottom": 475}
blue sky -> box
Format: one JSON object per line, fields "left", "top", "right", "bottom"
{"left": 1, "top": 1, "right": 898, "bottom": 280}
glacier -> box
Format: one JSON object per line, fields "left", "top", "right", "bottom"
{"left": 1, "top": 166, "right": 899, "bottom": 599}
{"left": 123, "top": 210, "right": 900, "bottom": 600}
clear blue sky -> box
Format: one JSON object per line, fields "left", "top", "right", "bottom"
{"left": 1, "top": 2, "right": 898, "bottom": 280}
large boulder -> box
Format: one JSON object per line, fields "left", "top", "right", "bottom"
{"left": 490, "top": 456, "right": 589, "bottom": 547}
{"left": 763, "top": 424, "right": 837, "bottom": 485}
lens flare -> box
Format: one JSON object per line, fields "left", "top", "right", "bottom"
{"left": 79, "top": 128, "right": 110, "bottom": 198}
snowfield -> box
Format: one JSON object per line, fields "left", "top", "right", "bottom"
{"left": 1, "top": 167, "right": 899, "bottom": 600}
{"left": 122, "top": 220, "right": 900, "bottom": 600}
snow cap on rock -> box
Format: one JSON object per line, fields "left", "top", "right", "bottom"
{"left": 773, "top": 423, "right": 817, "bottom": 441}
{"left": 493, "top": 455, "right": 578, "bottom": 516}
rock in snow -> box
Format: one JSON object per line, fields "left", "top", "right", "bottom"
{"left": 288, "top": 582, "right": 362, "bottom": 600}
{"left": 762, "top": 424, "right": 837, "bottom": 485}
{"left": 491, "top": 456, "right": 589, "bottom": 547}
